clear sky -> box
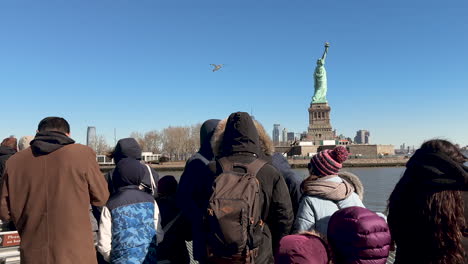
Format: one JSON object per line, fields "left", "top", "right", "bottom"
{"left": 1, "top": 0, "right": 467, "bottom": 148}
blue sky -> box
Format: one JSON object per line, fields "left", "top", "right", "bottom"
{"left": 1, "top": 0, "right": 467, "bottom": 148}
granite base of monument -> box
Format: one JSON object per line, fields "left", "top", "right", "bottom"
{"left": 306, "top": 102, "right": 335, "bottom": 145}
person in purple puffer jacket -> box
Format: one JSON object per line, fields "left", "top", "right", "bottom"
{"left": 327, "top": 206, "right": 391, "bottom": 264}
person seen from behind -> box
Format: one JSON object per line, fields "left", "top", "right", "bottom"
{"left": 203, "top": 112, "right": 293, "bottom": 264}
{"left": 97, "top": 158, "right": 163, "bottom": 263}
{"left": 156, "top": 175, "right": 190, "bottom": 264}
{"left": 212, "top": 119, "right": 303, "bottom": 218}
{"left": 294, "top": 146, "right": 365, "bottom": 236}
{"left": 0, "top": 117, "right": 109, "bottom": 264}
{"left": 387, "top": 139, "right": 468, "bottom": 264}
{"left": 106, "top": 138, "right": 159, "bottom": 197}
{"left": 0, "top": 136, "right": 17, "bottom": 183}
{"left": 275, "top": 231, "right": 330, "bottom": 264}
{"left": 177, "top": 119, "right": 219, "bottom": 262}
{"left": 327, "top": 206, "right": 391, "bottom": 264}
{"left": 18, "top": 135, "right": 34, "bottom": 151}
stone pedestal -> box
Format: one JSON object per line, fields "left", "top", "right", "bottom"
{"left": 306, "top": 102, "right": 335, "bottom": 145}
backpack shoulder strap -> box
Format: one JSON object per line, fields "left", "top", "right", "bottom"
{"left": 244, "top": 159, "right": 267, "bottom": 176}
{"left": 218, "top": 157, "right": 234, "bottom": 173}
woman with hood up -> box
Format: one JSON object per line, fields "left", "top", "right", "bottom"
{"left": 387, "top": 139, "right": 468, "bottom": 264}
{"left": 293, "top": 146, "right": 365, "bottom": 236}
{"left": 206, "top": 112, "right": 293, "bottom": 264}
{"left": 97, "top": 158, "right": 164, "bottom": 264}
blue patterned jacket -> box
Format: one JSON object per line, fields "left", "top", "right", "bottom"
{"left": 97, "top": 186, "right": 164, "bottom": 264}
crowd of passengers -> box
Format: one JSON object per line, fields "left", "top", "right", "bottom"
{"left": 0, "top": 114, "right": 466, "bottom": 264}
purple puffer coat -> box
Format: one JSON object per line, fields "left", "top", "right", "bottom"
{"left": 328, "top": 206, "right": 391, "bottom": 264}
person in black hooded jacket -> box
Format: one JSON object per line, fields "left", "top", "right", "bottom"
{"left": 177, "top": 119, "right": 220, "bottom": 262}
{"left": 106, "top": 138, "right": 159, "bottom": 196}
{"left": 92, "top": 138, "right": 159, "bottom": 229}
{"left": 203, "top": 112, "right": 293, "bottom": 264}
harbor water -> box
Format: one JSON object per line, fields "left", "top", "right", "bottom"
{"left": 166, "top": 166, "right": 406, "bottom": 213}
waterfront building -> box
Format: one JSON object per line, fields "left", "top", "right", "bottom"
{"left": 354, "top": 130, "right": 370, "bottom": 144}
{"left": 141, "top": 152, "right": 161, "bottom": 163}
{"left": 272, "top": 124, "right": 281, "bottom": 145}
{"left": 86, "top": 126, "right": 96, "bottom": 147}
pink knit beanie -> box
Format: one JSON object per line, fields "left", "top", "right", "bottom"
{"left": 310, "top": 146, "right": 348, "bottom": 176}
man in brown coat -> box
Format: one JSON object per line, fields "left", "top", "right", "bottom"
{"left": 0, "top": 117, "right": 109, "bottom": 264}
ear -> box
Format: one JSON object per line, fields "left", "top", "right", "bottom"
{"left": 36, "top": 130, "right": 39, "bottom": 133}
{"left": 66, "top": 133, "right": 71, "bottom": 137}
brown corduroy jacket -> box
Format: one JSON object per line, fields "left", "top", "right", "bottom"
{"left": 0, "top": 144, "right": 109, "bottom": 264}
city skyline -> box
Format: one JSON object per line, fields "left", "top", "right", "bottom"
{"left": 1, "top": 0, "right": 467, "bottom": 147}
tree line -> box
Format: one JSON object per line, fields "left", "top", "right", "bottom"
{"left": 89, "top": 123, "right": 202, "bottom": 161}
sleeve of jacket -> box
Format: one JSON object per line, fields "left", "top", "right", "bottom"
{"left": 86, "top": 148, "right": 110, "bottom": 207}
{"left": 0, "top": 169, "right": 10, "bottom": 222}
{"left": 154, "top": 201, "right": 165, "bottom": 244}
{"left": 97, "top": 206, "right": 112, "bottom": 263}
{"left": 268, "top": 167, "right": 294, "bottom": 250}
{"left": 293, "top": 197, "right": 316, "bottom": 233}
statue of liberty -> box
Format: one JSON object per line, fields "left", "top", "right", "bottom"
{"left": 312, "top": 42, "right": 330, "bottom": 104}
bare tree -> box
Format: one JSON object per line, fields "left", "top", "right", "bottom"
{"left": 89, "top": 134, "right": 111, "bottom": 155}
{"left": 144, "top": 130, "right": 162, "bottom": 153}
{"left": 128, "top": 122, "right": 202, "bottom": 161}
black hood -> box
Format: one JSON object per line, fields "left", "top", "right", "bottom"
{"left": 406, "top": 148, "right": 468, "bottom": 190}
{"left": 113, "top": 158, "right": 146, "bottom": 190}
{"left": 221, "top": 112, "right": 260, "bottom": 156}
{"left": 113, "top": 138, "right": 142, "bottom": 163}
{"left": 30, "top": 131, "right": 75, "bottom": 156}
{"left": 198, "top": 119, "right": 220, "bottom": 160}
{"left": 0, "top": 146, "right": 16, "bottom": 156}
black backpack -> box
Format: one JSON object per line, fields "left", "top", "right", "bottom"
{"left": 205, "top": 157, "right": 266, "bottom": 263}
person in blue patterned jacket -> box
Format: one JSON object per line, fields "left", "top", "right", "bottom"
{"left": 97, "top": 158, "right": 164, "bottom": 264}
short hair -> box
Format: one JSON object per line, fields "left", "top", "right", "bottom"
{"left": 37, "top": 117, "right": 70, "bottom": 134}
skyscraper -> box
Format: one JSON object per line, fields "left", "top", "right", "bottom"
{"left": 281, "top": 128, "right": 288, "bottom": 143}
{"left": 272, "top": 124, "right": 281, "bottom": 145}
{"left": 287, "top": 132, "right": 295, "bottom": 142}
{"left": 354, "top": 130, "right": 370, "bottom": 144}
{"left": 87, "top": 126, "right": 96, "bottom": 147}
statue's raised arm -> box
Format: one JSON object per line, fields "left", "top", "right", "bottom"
{"left": 320, "top": 42, "right": 330, "bottom": 64}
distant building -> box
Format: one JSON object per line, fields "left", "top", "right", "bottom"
{"left": 281, "top": 128, "right": 288, "bottom": 143}
{"left": 272, "top": 124, "right": 281, "bottom": 145}
{"left": 287, "top": 132, "right": 295, "bottom": 142}
{"left": 141, "top": 152, "right": 161, "bottom": 163}
{"left": 348, "top": 144, "right": 395, "bottom": 157}
{"left": 354, "top": 130, "right": 370, "bottom": 144}
{"left": 87, "top": 126, "right": 96, "bottom": 147}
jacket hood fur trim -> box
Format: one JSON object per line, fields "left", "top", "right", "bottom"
{"left": 338, "top": 171, "right": 364, "bottom": 200}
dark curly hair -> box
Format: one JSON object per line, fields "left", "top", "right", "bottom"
{"left": 387, "top": 139, "right": 466, "bottom": 264}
